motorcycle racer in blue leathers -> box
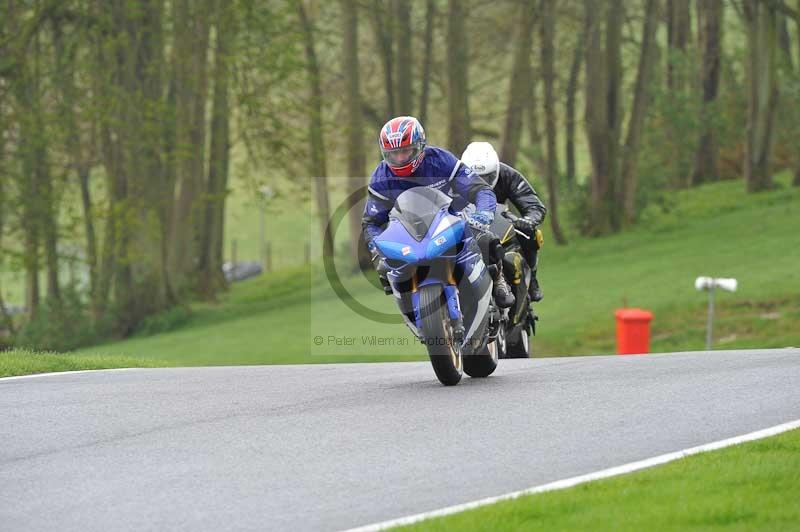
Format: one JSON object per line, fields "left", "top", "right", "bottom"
{"left": 361, "top": 116, "right": 515, "bottom": 308}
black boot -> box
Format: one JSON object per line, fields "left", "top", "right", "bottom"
{"left": 493, "top": 270, "right": 515, "bottom": 308}
{"left": 379, "top": 274, "right": 393, "bottom": 295}
{"left": 529, "top": 272, "right": 543, "bottom": 302}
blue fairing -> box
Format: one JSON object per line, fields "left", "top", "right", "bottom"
{"left": 375, "top": 189, "right": 489, "bottom": 342}
{"left": 375, "top": 210, "right": 464, "bottom": 266}
{"left": 425, "top": 221, "right": 464, "bottom": 258}
{"left": 375, "top": 240, "right": 420, "bottom": 262}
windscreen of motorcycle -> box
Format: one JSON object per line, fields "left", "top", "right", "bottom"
{"left": 389, "top": 187, "right": 453, "bottom": 242}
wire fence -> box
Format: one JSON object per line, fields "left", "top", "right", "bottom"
{"left": 229, "top": 238, "right": 312, "bottom": 273}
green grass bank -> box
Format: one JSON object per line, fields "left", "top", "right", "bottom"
{"left": 397, "top": 427, "right": 800, "bottom": 531}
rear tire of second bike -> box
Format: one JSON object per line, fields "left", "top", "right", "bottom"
{"left": 505, "top": 328, "right": 531, "bottom": 358}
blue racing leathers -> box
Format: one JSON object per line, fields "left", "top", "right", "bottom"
{"left": 361, "top": 146, "right": 497, "bottom": 247}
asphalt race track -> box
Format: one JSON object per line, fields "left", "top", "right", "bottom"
{"left": 1, "top": 349, "right": 799, "bottom": 531}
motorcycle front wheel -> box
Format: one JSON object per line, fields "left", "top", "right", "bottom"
{"left": 418, "top": 284, "right": 462, "bottom": 386}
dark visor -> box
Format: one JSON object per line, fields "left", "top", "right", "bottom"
{"left": 382, "top": 144, "right": 423, "bottom": 167}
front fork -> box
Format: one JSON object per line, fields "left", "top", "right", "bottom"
{"left": 411, "top": 263, "right": 464, "bottom": 343}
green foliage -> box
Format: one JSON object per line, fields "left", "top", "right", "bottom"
{"left": 14, "top": 287, "right": 112, "bottom": 352}
{"left": 642, "top": 79, "right": 702, "bottom": 183}
{"left": 133, "top": 305, "right": 192, "bottom": 337}
{"left": 564, "top": 180, "right": 591, "bottom": 236}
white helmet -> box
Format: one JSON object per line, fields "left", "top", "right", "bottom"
{"left": 461, "top": 141, "right": 500, "bottom": 187}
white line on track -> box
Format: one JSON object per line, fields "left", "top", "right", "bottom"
{"left": 0, "top": 367, "right": 143, "bottom": 382}
{"left": 343, "top": 418, "right": 800, "bottom": 532}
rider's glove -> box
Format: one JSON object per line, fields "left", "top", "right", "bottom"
{"left": 368, "top": 241, "right": 390, "bottom": 274}
{"left": 368, "top": 241, "right": 392, "bottom": 294}
{"left": 513, "top": 216, "right": 539, "bottom": 231}
{"left": 468, "top": 210, "right": 494, "bottom": 229}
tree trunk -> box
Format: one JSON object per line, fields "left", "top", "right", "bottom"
{"left": 52, "top": 19, "right": 99, "bottom": 314}
{"left": 667, "top": 0, "right": 691, "bottom": 90}
{"left": 162, "top": 71, "right": 178, "bottom": 288}
{"left": 0, "top": 106, "right": 9, "bottom": 332}
{"left": 298, "top": 1, "right": 334, "bottom": 259}
{"left": 620, "top": 0, "right": 660, "bottom": 225}
{"left": 134, "top": 0, "right": 175, "bottom": 319}
{"left": 666, "top": 0, "right": 694, "bottom": 187}
{"left": 97, "top": 0, "right": 175, "bottom": 333}
{"left": 23, "top": 27, "right": 61, "bottom": 309}
{"left": 38, "top": 143, "right": 60, "bottom": 306}
{"left": 539, "top": 0, "right": 567, "bottom": 245}
{"left": 565, "top": 16, "right": 588, "bottom": 188}
{"left": 198, "top": 0, "right": 235, "bottom": 297}
{"left": 106, "top": 0, "right": 134, "bottom": 331}
{"left": 78, "top": 165, "right": 100, "bottom": 313}
{"left": 0, "top": 104, "right": 10, "bottom": 334}
{"left": 418, "top": 0, "right": 435, "bottom": 125}
{"left": 96, "top": 121, "right": 118, "bottom": 321}
{"left": 744, "top": 0, "right": 779, "bottom": 193}
{"left": 368, "top": 0, "right": 396, "bottom": 117}
{"left": 523, "top": 66, "right": 547, "bottom": 178}
{"left": 0, "top": 108, "right": 4, "bottom": 270}
{"left": 93, "top": 0, "right": 118, "bottom": 320}
{"left": 583, "top": 2, "right": 606, "bottom": 235}
{"left": 394, "top": 0, "right": 412, "bottom": 114}
{"left": 27, "top": 33, "right": 60, "bottom": 307}
{"left": 583, "top": 0, "right": 622, "bottom": 236}
{"left": 22, "top": 216, "right": 40, "bottom": 320}
{"left": 778, "top": 13, "right": 794, "bottom": 69}
{"left": 14, "top": 50, "right": 42, "bottom": 318}
{"left": 500, "top": 1, "right": 536, "bottom": 167}
{"left": 690, "top": 0, "right": 723, "bottom": 185}
{"left": 342, "top": 0, "right": 371, "bottom": 272}
{"left": 446, "top": 0, "right": 470, "bottom": 154}
{"left": 49, "top": 17, "right": 84, "bottom": 303}
{"left": 794, "top": 1, "right": 800, "bottom": 187}
{"left": 170, "top": 0, "right": 211, "bottom": 292}
{"left": 605, "top": 0, "right": 623, "bottom": 232}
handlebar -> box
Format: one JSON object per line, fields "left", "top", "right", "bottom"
{"left": 500, "top": 210, "right": 533, "bottom": 240}
{"left": 501, "top": 210, "right": 520, "bottom": 222}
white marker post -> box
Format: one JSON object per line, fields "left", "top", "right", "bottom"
{"left": 258, "top": 186, "right": 274, "bottom": 270}
{"left": 694, "top": 277, "right": 738, "bottom": 350}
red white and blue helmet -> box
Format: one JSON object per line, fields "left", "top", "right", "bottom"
{"left": 379, "top": 116, "right": 426, "bottom": 177}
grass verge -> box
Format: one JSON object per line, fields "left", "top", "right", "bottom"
{"left": 0, "top": 349, "right": 167, "bottom": 378}
{"left": 398, "top": 427, "right": 800, "bottom": 531}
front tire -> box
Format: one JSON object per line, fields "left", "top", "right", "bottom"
{"left": 418, "top": 285, "right": 462, "bottom": 386}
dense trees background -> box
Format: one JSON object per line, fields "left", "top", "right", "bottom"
{"left": 0, "top": 0, "right": 798, "bottom": 349}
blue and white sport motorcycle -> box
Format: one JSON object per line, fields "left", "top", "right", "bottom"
{"left": 372, "top": 187, "right": 504, "bottom": 385}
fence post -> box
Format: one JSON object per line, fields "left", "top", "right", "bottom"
{"left": 706, "top": 286, "right": 715, "bottom": 350}
{"left": 266, "top": 241, "right": 272, "bottom": 272}
{"left": 305, "top": 242, "right": 310, "bottom": 264}
{"left": 232, "top": 239, "right": 238, "bottom": 267}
